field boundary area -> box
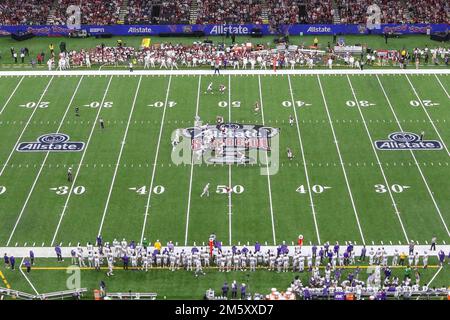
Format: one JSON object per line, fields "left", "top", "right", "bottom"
{"left": 0, "top": 69, "right": 449, "bottom": 77}
{"left": 1, "top": 245, "right": 449, "bottom": 258}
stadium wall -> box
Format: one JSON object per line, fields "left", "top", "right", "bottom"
{"left": 0, "top": 24, "right": 448, "bottom": 37}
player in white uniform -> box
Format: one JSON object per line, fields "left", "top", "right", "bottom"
{"left": 422, "top": 251, "right": 428, "bottom": 268}
{"left": 106, "top": 256, "right": 114, "bottom": 276}
{"left": 205, "top": 82, "right": 213, "bottom": 94}
{"left": 254, "top": 101, "right": 260, "bottom": 113}
{"left": 287, "top": 148, "right": 294, "bottom": 160}
{"left": 201, "top": 183, "right": 210, "bottom": 197}
{"left": 219, "top": 84, "right": 226, "bottom": 94}
{"left": 289, "top": 115, "right": 294, "bottom": 126}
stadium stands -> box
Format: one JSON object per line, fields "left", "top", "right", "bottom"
{"left": 0, "top": 0, "right": 52, "bottom": 26}
{"left": 0, "top": 0, "right": 448, "bottom": 26}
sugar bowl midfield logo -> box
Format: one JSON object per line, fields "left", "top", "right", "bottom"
{"left": 17, "top": 133, "right": 85, "bottom": 152}
{"left": 375, "top": 132, "right": 442, "bottom": 151}
{"left": 182, "top": 123, "right": 279, "bottom": 164}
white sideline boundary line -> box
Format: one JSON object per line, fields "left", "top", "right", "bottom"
{"left": 405, "top": 75, "right": 450, "bottom": 157}
{"left": 140, "top": 76, "right": 173, "bottom": 243}
{"left": 258, "top": 75, "right": 277, "bottom": 245}
{"left": 51, "top": 76, "right": 114, "bottom": 246}
{"left": 346, "top": 75, "right": 410, "bottom": 243}
{"left": 287, "top": 75, "right": 321, "bottom": 244}
{"left": 376, "top": 75, "right": 450, "bottom": 237}
{"left": 0, "top": 69, "right": 448, "bottom": 77}
{"left": 228, "top": 75, "right": 233, "bottom": 246}
{"left": 434, "top": 74, "right": 450, "bottom": 99}
{"left": 427, "top": 266, "right": 443, "bottom": 287}
{"left": 317, "top": 75, "right": 366, "bottom": 245}
{"left": 4, "top": 244, "right": 449, "bottom": 258}
{"left": 19, "top": 258, "right": 40, "bottom": 295}
{"left": 0, "top": 77, "right": 54, "bottom": 177}
{"left": 184, "top": 76, "right": 202, "bottom": 246}
{"left": 6, "top": 76, "right": 85, "bottom": 246}
{"left": 97, "top": 76, "right": 143, "bottom": 236}
{"left": 0, "top": 76, "right": 24, "bottom": 116}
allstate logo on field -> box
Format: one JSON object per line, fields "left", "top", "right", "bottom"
{"left": 17, "top": 133, "right": 85, "bottom": 152}
{"left": 375, "top": 132, "right": 442, "bottom": 151}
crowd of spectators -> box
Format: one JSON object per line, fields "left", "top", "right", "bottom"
{"left": 52, "top": 0, "right": 123, "bottom": 25}
{"left": 0, "top": 0, "right": 52, "bottom": 26}
{"left": 337, "top": 0, "right": 449, "bottom": 24}
{"left": 196, "top": 0, "right": 263, "bottom": 25}
{"left": 0, "top": 0, "right": 448, "bottom": 26}
{"left": 124, "top": 0, "right": 154, "bottom": 24}
{"left": 158, "top": 0, "right": 191, "bottom": 24}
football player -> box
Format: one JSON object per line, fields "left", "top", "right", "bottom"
{"left": 289, "top": 115, "right": 294, "bottom": 126}
{"left": 254, "top": 101, "right": 260, "bottom": 113}
{"left": 205, "top": 82, "right": 213, "bottom": 94}
{"left": 219, "top": 84, "right": 226, "bottom": 94}
{"left": 287, "top": 148, "right": 294, "bottom": 160}
{"left": 201, "top": 183, "right": 210, "bottom": 197}
{"left": 67, "top": 167, "right": 73, "bottom": 182}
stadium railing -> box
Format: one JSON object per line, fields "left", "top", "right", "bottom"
{"left": 38, "top": 288, "right": 88, "bottom": 300}
{"left": 0, "top": 287, "right": 35, "bottom": 300}
{"left": 105, "top": 292, "right": 157, "bottom": 300}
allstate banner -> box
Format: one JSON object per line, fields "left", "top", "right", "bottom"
{"left": 0, "top": 24, "right": 448, "bottom": 37}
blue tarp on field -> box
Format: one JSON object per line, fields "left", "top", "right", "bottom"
{"left": 0, "top": 24, "right": 448, "bottom": 37}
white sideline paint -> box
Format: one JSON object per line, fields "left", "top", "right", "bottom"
{"left": 0, "top": 69, "right": 448, "bottom": 77}
{"left": 97, "top": 76, "right": 143, "bottom": 236}
{"left": 376, "top": 75, "right": 450, "bottom": 237}
{"left": 51, "top": 76, "right": 114, "bottom": 245}
{"left": 3, "top": 245, "right": 449, "bottom": 258}
{"left": 6, "top": 76, "right": 85, "bottom": 246}
{"left": 140, "top": 76, "right": 173, "bottom": 243}
{"left": 258, "top": 75, "right": 277, "bottom": 245}
{"left": 184, "top": 76, "right": 202, "bottom": 246}
{"left": 19, "top": 258, "right": 40, "bottom": 295}
{"left": 288, "top": 75, "right": 321, "bottom": 244}
{"left": 0, "top": 76, "right": 24, "bottom": 116}
{"left": 346, "top": 75, "right": 410, "bottom": 243}
{"left": 317, "top": 76, "right": 366, "bottom": 245}
{"left": 0, "top": 77, "right": 54, "bottom": 177}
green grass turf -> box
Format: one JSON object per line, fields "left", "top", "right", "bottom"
{"left": 0, "top": 74, "right": 449, "bottom": 246}
{"left": 0, "top": 258, "right": 447, "bottom": 300}
{"left": 0, "top": 34, "right": 448, "bottom": 69}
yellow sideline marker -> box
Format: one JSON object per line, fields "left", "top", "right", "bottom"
{"left": 0, "top": 270, "right": 11, "bottom": 289}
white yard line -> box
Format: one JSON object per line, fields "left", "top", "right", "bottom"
{"left": 228, "top": 75, "right": 233, "bottom": 246}
{"left": 287, "top": 75, "right": 321, "bottom": 244}
{"left": 97, "top": 76, "right": 143, "bottom": 236}
{"left": 6, "top": 76, "right": 85, "bottom": 246}
{"left": 19, "top": 258, "right": 39, "bottom": 295}
{"left": 376, "top": 75, "right": 450, "bottom": 237}
{"left": 184, "top": 75, "right": 202, "bottom": 246}
{"left": 405, "top": 75, "right": 449, "bottom": 156}
{"left": 346, "top": 75, "right": 410, "bottom": 243}
{"left": 258, "top": 75, "right": 277, "bottom": 245}
{"left": 427, "top": 266, "right": 443, "bottom": 287}
{"left": 317, "top": 75, "right": 366, "bottom": 245}
{"left": 51, "top": 76, "right": 114, "bottom": 246}
{"left": 0, "top": 76, "right": 54, "bottom": 177}
{"left": 140, "top": 76, "right": 173, "bottom": 243}
{"left": 0, "top": 76, "right": 24, "bottom": 116}
{"left": 433, "top": 74, "right": 450, "bottom": 99}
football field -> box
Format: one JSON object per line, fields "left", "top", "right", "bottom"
{"left": 0, "top": 70, "right": 449, "bottom": 249}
